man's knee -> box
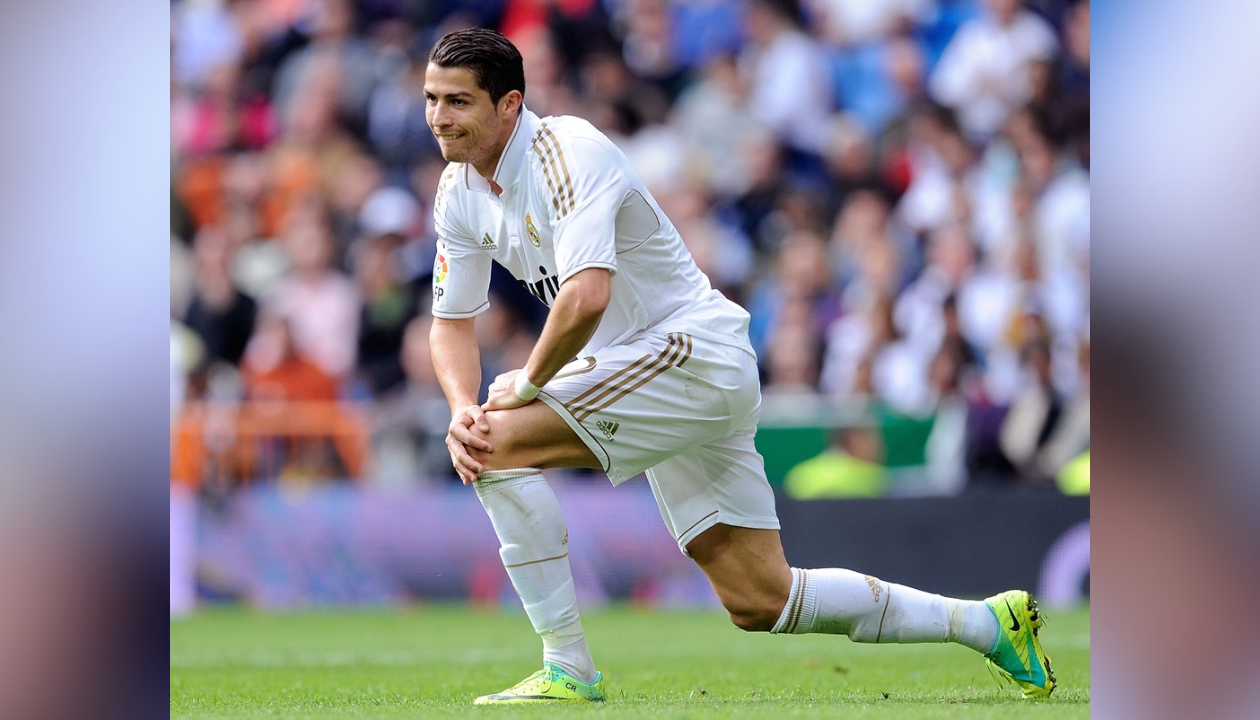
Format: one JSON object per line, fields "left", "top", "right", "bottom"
{"left": 468, "top": 410, "right": 536, "bottom": 471}
{"left": 468, "top": 406, "right": 599, "bottom": 471}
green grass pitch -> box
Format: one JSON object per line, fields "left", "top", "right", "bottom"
{"left": 171, "top": 603, "right": 1089, "bottom": 719}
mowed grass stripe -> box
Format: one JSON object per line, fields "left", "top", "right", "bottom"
{"left": 171, "top": 604, "right": 1090, "bottom": 719}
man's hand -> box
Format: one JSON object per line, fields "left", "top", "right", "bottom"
{"left": 446, "top": 404, "right": 493, "bottom": 485}
{"left": 483, "top": 369, "right": 534, "bottom": 411}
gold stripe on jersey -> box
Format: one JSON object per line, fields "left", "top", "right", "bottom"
{"left": 540, "top": 124, "right": 576, "bottom": 214}
{"left": 532, "top": 131, "right": 568, "bottom": 216}
{"left": 531, "top": 125, "right": 575, "bottom": 218}
{"left": 569, "top": 334, "right": 692, "bottom": 422}
{"left": 433, "top": 164, "right": 461, "bottom": 216}
{"left": 531, "top": 133, "right": 563, "bottom": 215}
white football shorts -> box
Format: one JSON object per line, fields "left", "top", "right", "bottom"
{"left": 536, "top": 332, "right": 781, "bottom": 554}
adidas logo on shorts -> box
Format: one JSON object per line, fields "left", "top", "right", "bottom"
{"left": 595, "top": 420, "right": 620, "bottom": 440}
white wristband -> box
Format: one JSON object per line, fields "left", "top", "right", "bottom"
{"left": 513, "top": 372, "right": 541, "bottom": 402}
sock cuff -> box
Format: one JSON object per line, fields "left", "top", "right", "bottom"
{"left": 771, "top": 568, "right": 815, "bottom": 634}
{"left": 474, "top": 468, "right": 542, "bottom": 495}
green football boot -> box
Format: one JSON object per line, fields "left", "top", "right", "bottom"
{"left": 473, "top": 662, "right": 606, "bottom": 704}
{"left": 983, "top": 590, "right": 1057, "bottom": 698}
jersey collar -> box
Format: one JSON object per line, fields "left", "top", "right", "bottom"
{"left": 490, "top": 106, "right": 539, "bottom": 191}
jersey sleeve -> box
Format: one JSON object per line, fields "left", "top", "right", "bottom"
{"left": 431, "top": 183, "right": 492, "bottom": 319}
{"left": 549, "top": 137, "right": 625, "bottom": 284}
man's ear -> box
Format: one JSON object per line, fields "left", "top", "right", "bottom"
{"left": 499, "top": 89, "right": 523, "bottom": 118}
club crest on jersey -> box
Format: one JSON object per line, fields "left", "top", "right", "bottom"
{"left": 525, "top": 212, "right": 541, "bottom": 247}
{"left": 481, "top": 232, "right": 497, "bottom": 251}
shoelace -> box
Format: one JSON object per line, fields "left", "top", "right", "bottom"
{"left": 507, "top": 668, "right": 555, "bottom": 694}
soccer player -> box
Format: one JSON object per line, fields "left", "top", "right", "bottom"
{"left": 424, "top": 28, "right": 1055, "bottom": 704}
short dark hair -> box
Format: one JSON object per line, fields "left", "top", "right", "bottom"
{"left": 427, "top": 28, "right": 525, "bottom": 105}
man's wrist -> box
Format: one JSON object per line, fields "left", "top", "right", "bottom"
{"left": 513, "top": 372, "right": 541, "bottom": 402}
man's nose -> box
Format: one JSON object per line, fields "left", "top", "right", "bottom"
{"left": 430, "top": 102, "right": 451, "bottom": 127}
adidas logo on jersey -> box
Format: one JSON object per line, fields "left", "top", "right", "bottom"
{"left": 595, "top": 420, "right": 620, "bottom": 440}
{"left": 481, "top": 233, "right": 497, "bottom": 251}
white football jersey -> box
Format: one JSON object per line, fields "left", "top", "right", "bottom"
{"left": 431, "top": 107, "right": 753, "bottom": 358}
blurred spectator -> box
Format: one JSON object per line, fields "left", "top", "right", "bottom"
{"left": 821, "top": 294, "right": 929, "bottom": 415}
{"left": 264, "top": 204, "right": 361, "bottom": 380}
{"left": 272, "top": 0, "right": 406, "bottom": 138}
{"left": 352, "top": 191, "right": 422, "bottom": 397}
{"left": 326, "top": 152, "right": 385, "bottom": 260}
{"left": 172, "top": 0, "right": 245, "bottom": 90}
{"left": 239, "top": 313, "right": 366, "bottom": 480}
{"left": 784, "top": 425, "right": 888, "bottom": 498}
{"left": 727, "top": 130, "right": 790, "bottom": 251}
{"left": 670, "top": 0, "right": 744, "bottom": 71}
{"left": 806, "top": 0, "right": 934, "bottom": 48}
{"left": 894, "top": 222, "right": 977, "bottom": 360}
{"left": 747, "top": 230, "right": 842, "bottom": 365}
{"left": 580, "top": 50, "right": 671, "bottom": 138}
{"left": 172, "top": 59, "right": 276, "bottom": 157}
{"left": 1005, "top": 336, "right": 1089, "bottom": 481}
{"left": 827, "top": 30, "right": 930, "bottom": 140}
{"left": 669, "top": 53, "right": 761, "bottom": 199}
{"left": 620, "top": 0, "right": 685, "bottom": 93}
{"left": 763, "top": 303, "right": 823, "bottom": 394}
{"left": 185, "top": 226, "right": 259, "bottom": 367}
{"left": 171, "top": 234, "right": 197, "bottom": 320}
{"left": 829, "top": 188, "right": 906, "bottom": 305}
{"left": 741, "top": 0, "right": 834, "bottom": 156}
{"left": 366, "top": 48, "right": 443, "bottom": 181}
{"left": 474, "top": 295, "right": 539, "bottom": 400}
{"left": 370, "top": 318, "right": 458, "bottom": 485}
{"left": 242, "top": 314, "right": 339, "bottom": 403}
{"left": 998, "top": 335, "right": 1061, "bottom": 481}
{"left": 658, "top": 185, "right": 754, "bottom": 299}
{"left": 514, "top": 27, "right": 580, "bottom": 119}
{"left": 1016, "top": 119, "right": 1089, "bottom": 281}
{"left": 820, "top": 116, "right": 883, "bottom": 215}
{"left": 170, "top": 320, "right": 206, "bottom": 421}
{"left": 921, "top": 345, "right": 970, "bottom": 493}
{"left": 928, "top": 0, "right": 1057, "bottom": 142}
{"left": 261, "top": 60, "right": 361, "bottom": 238}
{"left": 897, "top": 105, "right": 1001, "bottom": 242}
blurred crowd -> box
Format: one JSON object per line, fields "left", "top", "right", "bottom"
{"left": 169, "top": 0, "right": 1089, "bottom": 493}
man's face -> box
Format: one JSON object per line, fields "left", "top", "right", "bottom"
{"left": 424, "top": 64, "right": 515, "bottom": 174}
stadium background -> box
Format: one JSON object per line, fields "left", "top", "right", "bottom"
{"left": 167, "top": 0, "right": 1090, "bottom": 614}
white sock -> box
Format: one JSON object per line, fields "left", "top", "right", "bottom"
{"left": 544, "top": 636, "right": 598, "bottom": 683}
{"left": 770, "top": 568, "right": 997, "bottom": 654}
{"left": 474, "top": 469, "right": 597, "bottom": 683}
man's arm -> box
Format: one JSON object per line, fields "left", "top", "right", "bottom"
{"left": 483, "top": 267, "right": 611, "bottom": 410}
{"left": 430, "top": 316, "right": 493, "bottom": 483}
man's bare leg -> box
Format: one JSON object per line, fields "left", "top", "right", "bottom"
{"left": 686, "top": 524, "right": 999, "bottom": 649}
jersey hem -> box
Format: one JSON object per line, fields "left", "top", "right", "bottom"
{"left": 431, "top": 302, "right": 491, "bottom": 320}
{"left": 557, "top": 261, "right": 618, "bottom": 286}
